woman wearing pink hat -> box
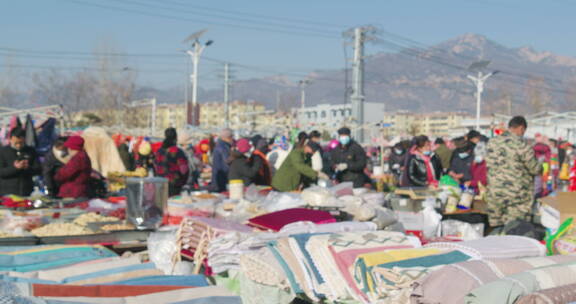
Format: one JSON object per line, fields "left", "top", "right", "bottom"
{"left": 55, "top": 136, "right": 92, "bottom": 198}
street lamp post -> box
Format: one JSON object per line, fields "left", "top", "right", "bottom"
{"left": 467, "top": 61, "right": 498, "bottom": 131}
{"left": 183, "top": 29, "right": 213, "bottom": 127}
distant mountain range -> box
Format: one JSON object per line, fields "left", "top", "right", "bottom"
{"left": 144, "top": 33, "right": 576, "bottom": 115}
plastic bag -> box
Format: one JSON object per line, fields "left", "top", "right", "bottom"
{"left": 260, "top": 191, "right": 305, "bottom": 212}
{"left": 329, "top": 182, "right": 354, "bottom": 197}
{"left": 301, "top": 186, "right": 333, "bottom": 207}
{"left": 422, "top": 206, "right": 442, "bottom": 240}
{"left": 441, "top": 219, "right": 484, "bottom": 240}
{"left": 440, "top": 175, "right": 459, "bottom": 187}
{"left": 147, "top": 228, "right": 179, "bottom": 275}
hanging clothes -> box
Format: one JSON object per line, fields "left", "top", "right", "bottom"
{"left": 24, "top": 114, "right": 37, "bottom": 148}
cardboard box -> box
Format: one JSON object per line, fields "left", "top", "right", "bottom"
{"left": 540, "top": 192, "right": 576, "bottom": 230}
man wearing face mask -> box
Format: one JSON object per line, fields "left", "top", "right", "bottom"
{"left": 0, "top": 128, "right": 41, "bottom": 196}
{"left": 330, "top": 127, "right": 369, "bottom": 188}
{"left": 486, "top": 116, "right": 542, "bottom": 229}
{"left": 448, "top": 143, "right": 474, "bottom": 186}
{"left": 42, "top": 137, "right": 69, "bottom": 198}
{"left": 54, "top": 136, "right": 92, "bottom": 198}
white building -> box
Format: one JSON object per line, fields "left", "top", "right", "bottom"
{"left": 293, "top": 102, "right": 386, "bottom": 132}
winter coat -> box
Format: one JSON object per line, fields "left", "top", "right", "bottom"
{"left": 118, "top": 143, "right": 135, "bottom": 171}
{"left": 388, "top": 150, "right": 407, "bottom": 176}
{"left": 434, "top": 144, "right": 452, "bottom": 172}
{"left": 330, "top": 140, "right": 368, "bottom": 188}
{"left": 405, "top": 153, "right": 442, "bottom": 187}
{"left": 42, "top": 148, "right": 66, "bottom": 197}
{"left": 251, "top": 150, "right": 272, "bottom": 186}
{"left": 0, "top": 145, "right": 41, "bottom": 196}
{"left": 271, "top": 148, "right": 318, "bottom": 192}
{"left": 470, "top": 161, "right": 488, "bottom": 189}
{"left": 210, "top": 139, "right": 231, "bottom": 192}
{"left": 55, "top": 150, "right": 92, "bottom": 198}
{"left": 228, "top": 152, "right": 262, "bottom": 186}
{"left": 153, "top": 145, "right": 190, "bottom": 196}
{"left": 449, "top": 154, "right": 474, "bottom": 182}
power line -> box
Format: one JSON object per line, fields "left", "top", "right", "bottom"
{"left": 116, "top": 0, "right": 341, "bottom": 36}
{"left": 62, "top": 0, "right": 340, "bottom": 39}
{"left": 157, "top": 0, "right": 347, "bottom": 29}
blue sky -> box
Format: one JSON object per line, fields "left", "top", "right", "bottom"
{"left": 1, "top": 0, "right": 575, "bottom": 88}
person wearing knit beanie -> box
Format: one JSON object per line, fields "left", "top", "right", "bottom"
{"left": 55, "top": 135, "right": 92, "bottom": 198}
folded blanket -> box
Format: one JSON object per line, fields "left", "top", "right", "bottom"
{"left": 424, "top": 235, "right": 545, "bottom": 260}
{"left": 412, "top": 255, "right": 576, "bottom": 304}
{"left": 305, "top": 231, "right": 419, "bottom": 303}
{"left": 248, "top": 208, "right": 336, "bottom": 231}
{"left": 465, "top": 261, "right": 576, "bottom": 304}
{"left": 0, "top": 245, "right": 117, "bottom": 273}
{"left": 355, "top": 250, "right": 472, "bottom": 302}
{"left": 515, "top": 282, "right": 576, "bottom": 304}
{"left": 240, "top": 247, "right": 287, "bottom": 288}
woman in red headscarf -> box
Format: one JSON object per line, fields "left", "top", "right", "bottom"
{"left": 55, "top": 136, "right": 92, "bottom": 198}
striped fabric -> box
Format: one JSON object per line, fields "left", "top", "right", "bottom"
{"left": 465, "top": 261, "right": 576, "bottom": 304}
{"left": 412, "top": 255, "right": 576, "bottom": 304}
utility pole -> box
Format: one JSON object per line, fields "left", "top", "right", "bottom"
{"left": 224, "top": 63, "right": 230, "bottom": 128}
{"left": 345, "top": 26, "right": 376, "bottom": 143}
{"left": 183, "top": 29, "right": 213, "bottom": 128}
{"left": 299, "top": 79, "right": 310, "bottom": 109}
{"left": 276, "top": 89, "right": 281, "bottom": 112}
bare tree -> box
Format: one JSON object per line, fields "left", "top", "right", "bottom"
{"left": 526, "top": 77, "right": 551, "bottom": 114}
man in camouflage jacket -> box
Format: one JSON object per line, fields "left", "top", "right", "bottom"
{"left": 486, "top": 116, "right": 542, "bottom": 227}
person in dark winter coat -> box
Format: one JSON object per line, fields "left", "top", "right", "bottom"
{"left": 330, "top": 127, "right": 369, "bottom": 188}
{"left": 388, "top": 142, "right": 408, "bottom": 182}
{"left": 210, "top": 129, "right": 234, "bottom": 192}
{"left": 153, "top": 128, "right": 190, "bottom": 196}
{"left": 448, "top": 143, "right": 475, "bottom": 185}
{"left": 55, "top": 136, "right": 92, "bottom": 198}
{"left": 42, "top": 136, "right": 68, "bottom": 198}
{"left": 251, "top": 138, "right": 272, "bottom": 186}
{"left": 405, "top": 136, "right": 442, "bottom": 187}
{"left": 0, "top": 128, "right": 41, "bottom": 196}
{"left": 228, "top": 138, "right": 262, "bottom": 186}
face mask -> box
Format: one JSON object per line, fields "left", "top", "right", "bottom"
{"left": 243, "top": 152, "right": 252, "bottom": 158}
{"left": 459, "top": 153, "right": 469, "bottom": 159}
{"left": 474, "top": 156, "right": 483, "bottom": 163}
{"left": 394, "top": 148, "right": 403, "bottom": 155}
{"left": 422, "top": 151, "right": 431, "bottom": 156}
{"left": 339, "top": 136, "right": 351, "bottom": 146}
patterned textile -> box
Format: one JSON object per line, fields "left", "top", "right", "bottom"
{"left": 303, "top": 231, "right": 419, "bottom": 303}
{"left": 239, "top": 247, "right": 286, "bottom": 288}
{"left": 424, "top": 235, "right": 546, "bottom": 259}
{"left": 516, "top": 283, "right": 576, "bottom": 304}
{"left": 354, "top": 250, "right": 472, "bottom": 302}
{"left": 209, "top": 221, "right": 376, "bottom": 274}
{"left": 412, "top": 255, "right": 576, "bottom": 304}
{"left": 153, "top": 145, "right": 190, "bottom": 195}
{"left": 486, "top": 131, "right": 542, "bottom": 226}
{"left": 176, "top": 217, "right": 252, "bottom": 274}
{"left": 465, "top": 261, "right": 576, "bottom": 304}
